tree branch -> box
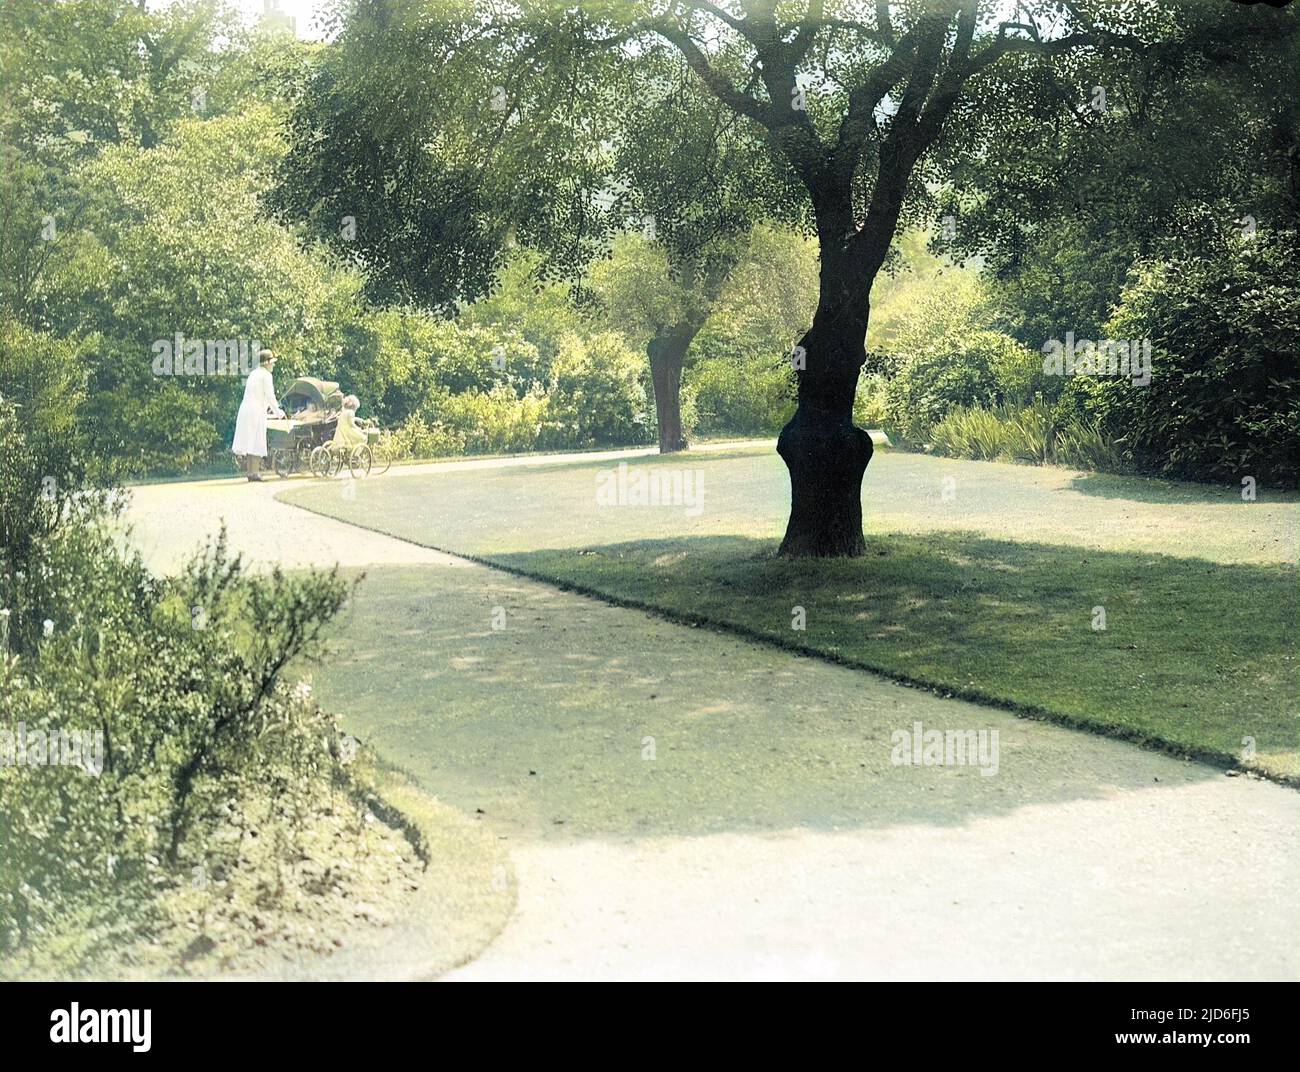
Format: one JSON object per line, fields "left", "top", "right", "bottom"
{"left": 647, "top": 16, "right": 773, "bottom": 124}
{"left": 875, "top": 1, "right": 896, "bottom": 49}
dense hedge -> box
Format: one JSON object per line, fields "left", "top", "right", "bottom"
{"left": 868, "top": 330, "right": 1043, "bottom": 444}
{"left": 1084, "top": 233, "right": 1300, "bottom": 486}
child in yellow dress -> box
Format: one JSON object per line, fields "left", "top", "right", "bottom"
{"left": 331, "top": 395, "right": 369, "bottom": 453}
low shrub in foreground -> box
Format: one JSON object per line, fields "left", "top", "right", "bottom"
{"left": 0, "top": 518, "right": 359, "bottom": 969}
{"left": 1, "top": 397, "right": 362, "bottom": 969}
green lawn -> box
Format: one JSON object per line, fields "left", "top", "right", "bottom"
{"left": 281, "top": 446, "right": 1299, "bottom": 781}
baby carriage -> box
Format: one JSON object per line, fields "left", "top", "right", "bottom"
{"left": 265, "top": 378, "right": 391, "bottom": 478}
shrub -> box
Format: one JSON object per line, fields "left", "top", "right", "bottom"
{"left": 929, "top": 404, "right": 1018, "bottom": 460}
{"left": 384, "top": 415, "right": 467, "bottom": 460}
{"left": 0, "top": 404, "right": 358, "bottom": 968}
{"left": 989, "top": 334, "right": 1058, "bottom": 404}
{"left": 1056, "top": 418, "right": 1128, "bottom": 471}
{"left": 928, "top": 398, "right": 1126, "bottom": 472}
{"left": 0, "top": 520, "right": 355, "bottom": 966}
{"left": 1090, "top": 232, "right": 1300, "bottom": 485}
{"left": 541, "top": 332, "right": 653, "bottom": 448}
{"left": 853, "top": 373, "right": 890, "bottom": 429}
{"left": 385, "top": 331, "right": 652, "bottom": 458}
{"left": 340, "top": 312, "right": 544, "bottom": 429}
{"left": 878, "top": 331, "right": 1002, "bottom": 442}
{"left": 459, "top": 249, "right": 589, "bottom": 366}
{"left": 0, "top": 327, "right": 101, "bottom": 606}
{"left": 687, "top": 323, "right": 796, "bottom": 436}
{"left": 1004, "top": 397, "right": 1055, "bottom": 463}
{"left": 437, "top": 383, "right": 548, "bottom": 454}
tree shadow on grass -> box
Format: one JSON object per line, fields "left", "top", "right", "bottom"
{"left": 307, "top": 532, "right": 1295, "bottom": 844}
{"left": 485, "top": 532, "right": 1298, "bottom": 775}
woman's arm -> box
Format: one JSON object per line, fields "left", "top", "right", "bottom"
{"left": 263, "top": 371, "right": 284, "bottom": 416}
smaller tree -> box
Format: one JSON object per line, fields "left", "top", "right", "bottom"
{"left": 588, "top": 235, "right": 736, "bottom": 451}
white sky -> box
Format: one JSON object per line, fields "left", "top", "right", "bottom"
{"left": 145, "top": 0, "right": 336, "bottom": 41}
{"left": 234, "top": 0, "right": 335, "bottom": 41}
{"left": 155, "top": 1, "right": 1054, "bottom": 46}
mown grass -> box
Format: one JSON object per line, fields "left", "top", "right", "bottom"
{"left": 282, "top": 447, "right": 1299, "bottom": 780}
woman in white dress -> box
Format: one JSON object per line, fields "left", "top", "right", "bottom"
{"left": 231, "top": 349, "right": 285, "bottom": 481}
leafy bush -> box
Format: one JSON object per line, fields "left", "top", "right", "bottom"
{"left": 687, "top": 323, "right": 796, "bottom": 436}
{"left": 989, "top": 333, "right": 1058, "bottom": 404}
{"left": 865, "top": 258, "right": 1047, "bottom": 442}
{"left": 853, "top": 373, "right": 890, "bottom": 429}
{"left": 876, "top": 331, "right": 1003, "bottom": 442}
{"left": 466, "top": 248, "right": 605, "bottom": 365}
{"left": 437, "top": 383, "right": 549, "bottom": 454}
{"left": 384, "top": 415, "right": 467, "bottom": 460}
{"left": 343, "top": 311, "right": 542, "bottom": 428}
{"left": 0, "top": 524, "right": 356, "bottom": 966}
{"left": 385, "top": 332, "right": 651, "bottom": 457}
{"left": 1003, "top": 398, "right": 1055, "bottom": 463}
{"left": 1089, "top": 233, "right": 1300, "bottom": 485}
{"left": 541, "top": 332, "right": 653, "bottom": 448}
{"left": 0, "top": 402, "right": 358, "bottom": 968}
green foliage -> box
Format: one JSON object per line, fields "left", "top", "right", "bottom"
{"left": 49, "top": 107, "right": 365, "bottom": 473}
{"left": 0, "top": 402, "right": 356, "bottom": 966}
{"left": 863, "top": 258, "right": 1049, "bottom": 443}
{"left": 588, "top": 236, "right": 702, "bottom": 351}
{"left": 1, "top": 0, "right": 237, "bottom": 157}
{"left": 383, "top": 416, "right": 467, "bottom": 461}
{"left": 0, "top": 1, "right": 288, "bottom": 327}
{"left": 346, "top": 309, "right": 545, "bottom": 427}
{"left": 543, "top": 332, "right": 653, "bottom": 448}
{"left": 435, "top": 384, "right": 550, "bottom": 455}
{"left": 1091, "top": 233, "right": 1300, "bottom": 485}
{"left": 989, "top": 221, "right": 1135, "bottom": 349}
{"left": 0, "top": 324, "right": 103, "bottom": 590}
{"left": 877, "top": 332, "right": 1002, "bottom": 444}
{"left": 686, "top": 322, "right": 797, "bottom": 437}
{"left": 853, "top": 374, "right": 890, "bottom": 429}
{"left": 1055, "top": 418, "right": 1127, "bottom": 473}
{"left": 459, "top": 250, "right": 587, "bottom": 366}
{"left": 271, "top": 2, "right": 795, "bottom": 313}
{"left": 937, "top": 0, "right": 1299, "bottom": 353}
{"left": 928, "top": 398, "right": 1128, "bottom": 472}
{"left": 379, "top": 327, "right": 652, "bottom": 457}
{"left": 928, "top": 403, "right": 1021, "bottom": 462}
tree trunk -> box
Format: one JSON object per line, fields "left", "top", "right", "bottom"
{"left": 647, "top": 321, "right": 702, "bottom": 454}
{"left": 776, "top": 258, "right": 875, "bottom": 558}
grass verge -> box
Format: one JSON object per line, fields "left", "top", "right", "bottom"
{"left": 280, "top": 447, "right": 1299, "bottom": 782}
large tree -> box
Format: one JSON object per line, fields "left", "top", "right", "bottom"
{"left": 276, "top": 1, "right": 1224, "bottom": 555}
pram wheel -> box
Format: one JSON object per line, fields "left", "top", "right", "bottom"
{"left": 309, "top": 445, "right": 336, "bottom": 479}
{"left": 272, "top": 449, "right": 295, "bottom": 479}
{"left": 348, "top": 444, "right": 373, "bottom": 478}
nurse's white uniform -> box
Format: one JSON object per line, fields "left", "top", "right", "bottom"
{"left": 231, "top": 365, "right": 283, "bottom": 458}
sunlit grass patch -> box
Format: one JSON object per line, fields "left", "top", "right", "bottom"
{"left": 283, "top": 450, "right": 1299, "bottom": 781}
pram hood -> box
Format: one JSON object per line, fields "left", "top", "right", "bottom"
{"left": 280, "top": 377, "right": 344, "bottom": 419}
